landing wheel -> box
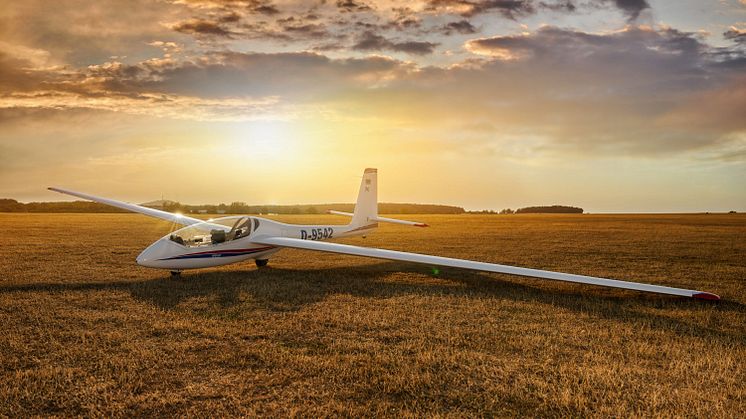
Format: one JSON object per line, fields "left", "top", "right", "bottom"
{"left": 255, "top": 259, "right": 269, "bottom": 268}
{"left": 170, "top": 270, "right": 181, "bottom": 277}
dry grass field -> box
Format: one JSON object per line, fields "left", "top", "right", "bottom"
{"left": 0, "top": 212, "right": 744, "bottom": 417}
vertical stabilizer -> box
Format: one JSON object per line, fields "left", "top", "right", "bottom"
{"left": 350, "top": 168, "right": 378, "bottom": 227}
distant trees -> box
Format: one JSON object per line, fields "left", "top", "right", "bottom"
{"left": 0, "top": 199, "right": 22, "bottom": 212}
{"left": 162, "top": 201, "right": 184, "bottom": 213}
{"left": 0, "top": 198, "right": 466, "bottom": 215}
{"left": 469, "top": 205, "right": 583, "bottom": 214}
{"left": 515, "top": 205, "right": 583, "bottom": 214}
{"left": 229, "top": 201, "right": 247, "bottom": 213}
{"left": 379, "top": 203, "right": 464, "bottom": 214}
{"left": 0, "top": 198, "right": 127, "bottom": 213}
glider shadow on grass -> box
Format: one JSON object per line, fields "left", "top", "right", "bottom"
{"left": 0, "top": 261, "right": 741, "bottom": 345}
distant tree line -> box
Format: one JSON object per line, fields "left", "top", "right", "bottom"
{"left": 156, "top": 201, "right": 465, "bottom": 215}
{"left": 515, "top": 205, "right": 583, "bottom": 214}
{"left": 468, "top": 205, "right": 584, "bottom": 214}
{"left": 0, "top": 199, "right": 127, "bottom": 213}
{"left": 0, "top": 198, "right": 465, "bottom": 215}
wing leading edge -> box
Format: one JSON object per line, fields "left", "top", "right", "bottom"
{"left": 48, "top": 187, "right": 203, "bottom": 226}
{"left": 253, "top": 236, "right": 720, "bottom": 300}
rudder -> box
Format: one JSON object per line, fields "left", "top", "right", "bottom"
{"left": 350, "top": 168, "right": 378, "bottom": 227}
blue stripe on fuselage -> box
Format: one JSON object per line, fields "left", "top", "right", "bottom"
{"left": 159, "top": 247, "right": 273, "bottom": 261}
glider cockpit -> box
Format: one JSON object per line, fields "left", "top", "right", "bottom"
{"left": 133, "top": 215, "right": 277, "bottom": 269}
{"left": 168, "top": 216, "right": 257, "bottom": 247}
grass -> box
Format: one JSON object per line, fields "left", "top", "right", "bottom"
{"left": 0, "top": 212, "right": 744, "bottom": 417}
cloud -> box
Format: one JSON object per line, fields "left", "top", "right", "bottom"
{"left": 539, "top": 0, "right": 576, "bottom": 13}
{"left": 280, "top": 21, "right": 329, "bottom": 39}
{"left": 383, "top": 7, "right": 423, "bottom": 31}
{"left": 253, "top": 4, "right": 280, "bottom": 15}
{"left": 172, "top": 19, "right": 235, "bottom": 37}
{"left": 131, "top": 52, "right": 411, "bottom": 98}
{"left": 425, "top": 0, "right": 536, "bottom": 18}
{"left": 422, "top": 0, "right": 647, "bottom": 21}
{"left": 391, "top": 26, "right": 744, "bottom": 157}
{"left": 0, "top": 90, "right": 283, "bottom": 121}
{"left": 336, "top": 0, "right": 373, "bottom": 12}
{"left": 352, "top": 31, "right": 438, "bottom": 55}
{"left": 218, "top": 12, "right": 242, "bottom": 23}
{"left": 465, "top": 25, "right": 709, "bottom": 64}
{"left": 1, "top": 0, "right": 744, "bottom": 162}
{"left": 724, "top": 26, "right": 745, "bottom": 44}
{"left": 171, "top": 0, "right": 280, "bottom": 14}
{"left": 441, "top": 20, "right": 478, "bottom": 35}
{"left": 0, "top": 0, "right": 661, "bottom": 71}
{"left": 607, "top": 0, "right": 650, "bottom": 21}
{"left": 0, "top": 0, "right": 183, "bottom": 64}
{"left": 0, "top": 45, "right": 417, "bottom": 119}
{"left": 168, "top": 11, "right": 335, "bottom": 42}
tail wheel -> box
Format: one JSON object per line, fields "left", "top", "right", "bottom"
{"left": 255, "top": 259, "right": 269, "bottom": 267}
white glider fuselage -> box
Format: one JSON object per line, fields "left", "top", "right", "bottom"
{"left": 136, "top": 216, "right": 377, "bottom": 270}
{"left": 135, "top": 167, "right": 382, "bottom": 270}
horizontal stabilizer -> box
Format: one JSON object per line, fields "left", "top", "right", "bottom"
{"left": 372, "top": 215, "right": 428, "bottom": 227}
{"left": 327, "top": 210, "right": 354, "bottom": 217}
{"left": 327, "top": 210, "right": 428, "bottom": 227}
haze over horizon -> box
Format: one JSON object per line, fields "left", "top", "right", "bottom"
{"left": 1, "top": 0, "right": 744, "bottom": 213}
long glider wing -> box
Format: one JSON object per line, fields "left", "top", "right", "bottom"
{"left": 48, "top": 187, "right": 203, "bottom": 226}
{"left": 253, "top": 236, "right": 720, "bottom": 300}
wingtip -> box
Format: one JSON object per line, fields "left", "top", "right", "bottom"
{"left": 693, "top": 292, "right": 721, "bottom": 301}
{"left": 414, "top": 223, "right": 429, "bottom": 227}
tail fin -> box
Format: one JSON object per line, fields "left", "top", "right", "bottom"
{"left": 350, "top": 168, "right": 378, "bottom": 227}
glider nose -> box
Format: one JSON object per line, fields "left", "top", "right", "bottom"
{"left": 136, "top": 250, "right": 152, "bottom": 267}
{"left": 136, "top": 242, "right": 161, "bottom": 268}
{"left": 137, "top": 238, "right": 182, "bottom": 268}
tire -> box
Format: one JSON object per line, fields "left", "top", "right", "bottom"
{"left": 255, "top": 259, "right": 269, "bottom": 267}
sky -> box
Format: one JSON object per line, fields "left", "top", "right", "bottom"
{"left": 0, "top": 0, "right": 744, "bottom": 212}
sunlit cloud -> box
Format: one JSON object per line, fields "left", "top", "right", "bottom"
{"left": 0, "top": 91, "right": 284, "bottom": 121}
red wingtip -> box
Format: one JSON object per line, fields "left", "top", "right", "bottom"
{"left": 693, "top": 292, "right": 721, "bottom": 301}
{"left": 414, "top": 223, "right": 429, "bottom": 227}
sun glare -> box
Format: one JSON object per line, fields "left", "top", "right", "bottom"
{"left": 231, "top": 121, "right": 299, "bottom": 161}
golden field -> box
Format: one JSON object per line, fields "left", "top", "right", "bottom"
{"left": 0, "top": 212, "right": 744, "bottom": 417}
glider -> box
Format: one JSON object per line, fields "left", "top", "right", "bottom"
{"left": 49, "top": 168, "right": 720, "bottom": 300}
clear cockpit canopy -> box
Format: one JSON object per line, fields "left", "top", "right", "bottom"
{"left": 167, "top": 216, "right": 255, "bottom": 247}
